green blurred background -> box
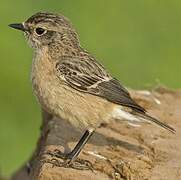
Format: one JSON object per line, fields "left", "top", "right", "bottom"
{"left": 0, "top": 0, "right": 180, "bottom": 177}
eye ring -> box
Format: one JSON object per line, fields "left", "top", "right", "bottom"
{"left": 35, "top": 27, "right": 47, "bottom": 36}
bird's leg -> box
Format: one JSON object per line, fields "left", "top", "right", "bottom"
{"left": 47, "top": 128, "right": 94, "bottom": 170}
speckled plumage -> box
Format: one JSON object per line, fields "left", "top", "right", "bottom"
{"left": 11, "top": 12, "right": 176, "bottom": 133}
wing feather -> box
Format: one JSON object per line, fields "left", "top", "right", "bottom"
{"left": 56, "top": 56, "right": 145, "bottom": 113}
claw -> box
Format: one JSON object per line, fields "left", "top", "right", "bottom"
{"left": 44, "top": 149, "right": 94, "bottom": 171}
{"left": 47, "top": 149, "right": 67, "bottom": 159}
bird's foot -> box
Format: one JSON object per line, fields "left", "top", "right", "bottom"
{"left": 45, "top": 149, "right": 93, "bottom": 171}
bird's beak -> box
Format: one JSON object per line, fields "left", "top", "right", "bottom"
{"left": 8, "top": 23, "right": 27, "bottom": 32}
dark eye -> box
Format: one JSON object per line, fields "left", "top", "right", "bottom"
{"left": 35, "top": 27, "right": 46, "bottom": 36}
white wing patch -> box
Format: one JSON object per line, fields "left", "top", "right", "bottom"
{"left": 88, "top": 76, "right": 111, "bottom": 89}
{"left": 112, "top": 106, "right": 141, "bottom": 122}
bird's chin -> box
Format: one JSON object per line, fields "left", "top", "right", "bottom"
{"left": 24, "top": 35, "right": 39, "bottom": 49}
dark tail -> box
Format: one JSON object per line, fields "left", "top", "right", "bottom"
{"left": 133, "top": 112, "right": 176, "bottom": 134}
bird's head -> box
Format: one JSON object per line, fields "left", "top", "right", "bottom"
{"left": 9, "top": 12, "right": 80, "bottom": 50}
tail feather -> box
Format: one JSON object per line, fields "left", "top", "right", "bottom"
{"left": 134, "top": 112, "right": 176, "bottom": 134}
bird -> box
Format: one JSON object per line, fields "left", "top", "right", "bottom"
{"left": 9, "top": 12, "right": 175, "bottom": 168}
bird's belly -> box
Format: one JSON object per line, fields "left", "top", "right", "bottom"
{"left": 32, "top": 76, "right": 112, "bottom": 130}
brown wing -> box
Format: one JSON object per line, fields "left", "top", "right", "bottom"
{"left": 56, "top": 56, "right": 145, "bottom": 113}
